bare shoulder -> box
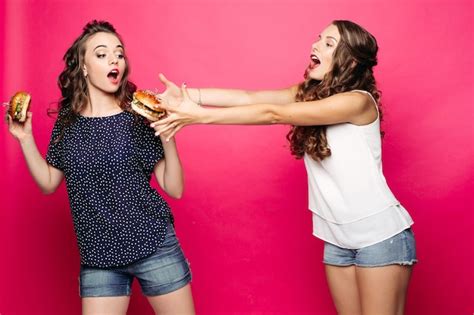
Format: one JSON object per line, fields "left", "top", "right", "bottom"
{"left": 289, "top": 84, "right": 299, "bottom": 98}
{"left": 342, "top": 91, "right": 378, "bottom": 125}
{"left": 324, "top": 91, "right": 377, "bottom": 125}
{"left": 332, "top": 91, "right": 373, "bottom": 106}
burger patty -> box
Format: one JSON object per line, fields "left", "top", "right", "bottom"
{"left": 131, "top": 99, "right": 165, "bottom": 118}
{"left": 14, "top": 99, "right": 24, "bottom": 119}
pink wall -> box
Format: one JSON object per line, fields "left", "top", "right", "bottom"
{"left": 1, "top": 0, "right": 473, "bottom": 314}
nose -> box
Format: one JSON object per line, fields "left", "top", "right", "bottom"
{"left": 109, "top": 56, "right": 118, "bottom": 65}
{"left": 312, "top": 41, "right": 320, "bottom": 52}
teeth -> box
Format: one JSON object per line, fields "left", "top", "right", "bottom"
{"left": 108, "top": 69, "right": 119, "bottom": 79}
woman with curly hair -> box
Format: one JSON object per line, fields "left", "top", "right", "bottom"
{"left": 7, "top": 20, "right": 195, "bottom": 314}
{"left": 153, "top": 20, "right": 416, "bottom": 315}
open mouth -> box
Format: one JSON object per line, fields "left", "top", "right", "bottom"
{"left": 309, "top": 54, "right": 321, "bottom": 69}
{"left": 107, "top": 69, "right": 120, "bottom": 83}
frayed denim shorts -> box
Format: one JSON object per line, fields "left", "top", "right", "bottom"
{"left": 323, "top": 228, "right": 417, "bottom": 267}
{"left": 79, "top": 223, "right": 192, "bottom": 297}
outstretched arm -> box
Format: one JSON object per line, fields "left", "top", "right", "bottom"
{"left": 157, "top": 73, "right": 298, "bottom": 107}
{"left": 151, "top": 86, "right": 377, "bottom": 140}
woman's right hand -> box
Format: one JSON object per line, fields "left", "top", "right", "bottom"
{"left": 151, "top": 84, "right": 205, "bottom": 140}
{"left": 7, "top": 112, "right": 33, "bottom": 142}
{"left": 156, "top": 73, "right": 183, "bottom": 107}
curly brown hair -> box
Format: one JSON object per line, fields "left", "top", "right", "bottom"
{"left": 49, "top": 20, "right": 136, "bottom": 139}
{"left": 287, "top": 20, "right": 382, "bottom": 161}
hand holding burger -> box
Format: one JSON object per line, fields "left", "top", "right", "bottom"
{"left": 6, "top": 91, "right": 33, "bottom": 142}
{"left": 8, "top": 91, "right": 31, "bottom": 122}
{"left": 131, "top": 90, "right": 166, "bottom": 121}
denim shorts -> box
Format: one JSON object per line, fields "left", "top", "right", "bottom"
{"left": 79, "top": 223, "right": 192, "bottom": 297}
{"left": 323, "top": 228, "right": 417, "bottom": 267}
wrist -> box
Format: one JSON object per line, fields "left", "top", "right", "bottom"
{"left": 160, "top": 134, "right": 176, "bottom": 144}
{"left": 197, "top": 107, "right": 211, "bottom": 124}
{"left": 19, "top": 134, "right": 35, "bottom": 145}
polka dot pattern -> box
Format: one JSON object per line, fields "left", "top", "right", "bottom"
{"left": 46, "top": 111, "right": 172, "bottom": 268}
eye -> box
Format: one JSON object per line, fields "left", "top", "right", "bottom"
{"left": 97, "top": 53, "right": 106, "bottom": 59}
{"left": 326, "top": 42, "right": 333, "bottom": 48}
{"left": 116, "top": 53, "right": 124, "bottom": 59}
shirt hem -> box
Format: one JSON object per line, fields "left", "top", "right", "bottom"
{"left": 308, "top": 201, "right": 401, "bottom": 224}
{"left": 312, "top": 222, "right": 414, "bottom": 250}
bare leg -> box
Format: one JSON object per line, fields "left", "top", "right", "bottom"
{"left": 325, "top": 265, "right": 363, "bottom": 315}
{"left": 82, "top": 296, "right": 130, "bottom": 315}
{"left": 356, "top": 265, "right": 412, "bottom": 315}
{"left": 147, "top": 284, "right": 195, "bottom": 315}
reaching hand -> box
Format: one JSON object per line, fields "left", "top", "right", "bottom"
{"left": 150, "top": 84, "right": 205, "bottom": 141}
{"left": 156, "top": 73, "right": 183, "bottom": 107}
{"left": 7, "top": 111, "right": 33, "bottom": 142}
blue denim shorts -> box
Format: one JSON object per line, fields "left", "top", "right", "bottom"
{"left": 323, "top": 228, "right": 417, "bottom": 267}
{"left": 79, "top": 224, "right": 192, "bottom": 297}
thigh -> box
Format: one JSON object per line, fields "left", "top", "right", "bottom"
{"left": 79, "top": 266, "right": 133, "bottom": 298}
{"left": 82, "top": 296, "right": 130, "bottom": 315}
{"left": 325, "top": 265, "right": 362, "bottom": 315}
{"left": 355, "top": 229, "right": 417, "bottom": 268}
{"left": 147, "top": 284, "right": 195, "bottom": 315}
{"left": 132, "top": 223, "right": 192, "bottom": 296}
{"left": 356, "top": 265, "right": 412, "bottom": 315}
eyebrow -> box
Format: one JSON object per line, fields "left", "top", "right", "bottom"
{"left": 93, "top": 44, "right": 124, "bottom": 51}
{"left": 318, "top": 34, "right": 338, "bottom": 43}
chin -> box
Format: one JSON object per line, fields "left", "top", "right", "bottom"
{"left": 308, "top": 72, "right": 323, "bottom": 81}
{"left": 102, "top": 85, "right": 121, "bottom": 94}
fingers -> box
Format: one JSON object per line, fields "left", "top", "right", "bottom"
{"left": 158, "top": 73, "right": 170, "bottom": 87}
{"left": 150, "top": 115, "right": 175, "bottom": 128}
{"left": 166, "top": 125, "right": 183, "bottom": 141}
{"left": 151, "top": 116, "right": 175, "bottom": 132}
{"left": 154, "top": 100, "right": 170, "bottom": 113}
{"left": 181, "top": 83, "right": 191, "bottom": 101}
{"left": 24, "top": 112, "right": 33, "bottom": 126}
{"left": 154, "top": 121, "right": 178, "bottom": 137}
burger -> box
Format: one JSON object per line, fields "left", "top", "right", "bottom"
{"left": 131, "top": 90, "right": 166, "bottom": 121}
{"left": 8, "top": 91, "right": 31, "bottom": 122}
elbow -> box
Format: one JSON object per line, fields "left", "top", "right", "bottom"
{"left": 41, "top": 186, "right": 56, "bottom": 195}
{"left": 267, "top": 107, "right": 283, "bottom": 124}
{"left": 164, "top": 185, "right": 184, "bottom": 199}
{"left": 261, "top": 104, "right": 286, "bottom": 124}
{"left": 169, "top": 190, "right": 183, "bottom": 199}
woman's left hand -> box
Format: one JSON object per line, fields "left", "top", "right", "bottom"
{"left": 150, "top": 84, "right": 205, "bottom": 141}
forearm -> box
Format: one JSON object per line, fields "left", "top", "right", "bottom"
{"left": 161, "top": 138, "right": 184, "bottom": 198}
{"left": 198, "top": 103, "right": 280, "bottom": 125}
{"left": 188, "top": 86, "right": 296, "bottom": 107}
{"left": 185, "top": 88, "right": 251, "bottom": 107}
{"left": 19, "top": 136, "right": 59, "bottom": 194}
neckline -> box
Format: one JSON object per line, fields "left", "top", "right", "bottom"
{"left": 77, "top": 111, "right": 127, "bottom": 120}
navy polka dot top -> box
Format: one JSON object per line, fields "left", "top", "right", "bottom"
{"left": 46, "top": 111, "right": 172, "bottom": 268}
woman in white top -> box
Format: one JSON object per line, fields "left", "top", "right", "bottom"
{"left": 152, "top": 20, "right": 416, "bottom": 315}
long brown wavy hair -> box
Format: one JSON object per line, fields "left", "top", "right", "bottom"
{"left": 49, "top": 20, "right": 136, "bottom": 139}
{"left": 287, "top": 20, "right": 382, "bottom": 161}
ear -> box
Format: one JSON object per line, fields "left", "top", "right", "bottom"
{"left": 350, "top": 59, "right": 358, "bottom": 69}
{"left": 83, "top": 65, "right": 88, "bottom": 78}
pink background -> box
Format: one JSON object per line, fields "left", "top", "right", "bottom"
{"left": 1, "top": 0, "right": 473, "bottom": 314}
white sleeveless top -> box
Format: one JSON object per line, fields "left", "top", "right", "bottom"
{"left": 304, "top": 90, "right": 413, "bottom": 249}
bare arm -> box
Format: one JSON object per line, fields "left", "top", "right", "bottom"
{"left": 153, "top": 136, "right": 184, "bottom": 199}
{"left": 190, "top": 86, "right": 298, "bottom": 107}
{"left": 7, "top": 113, "right": 64, "bottom": 194}
{"left": 157, "top": 73, "right": 299, "bottom": 107}
{"left": 152, "top": 89, "right": 377, "bottom": 139}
